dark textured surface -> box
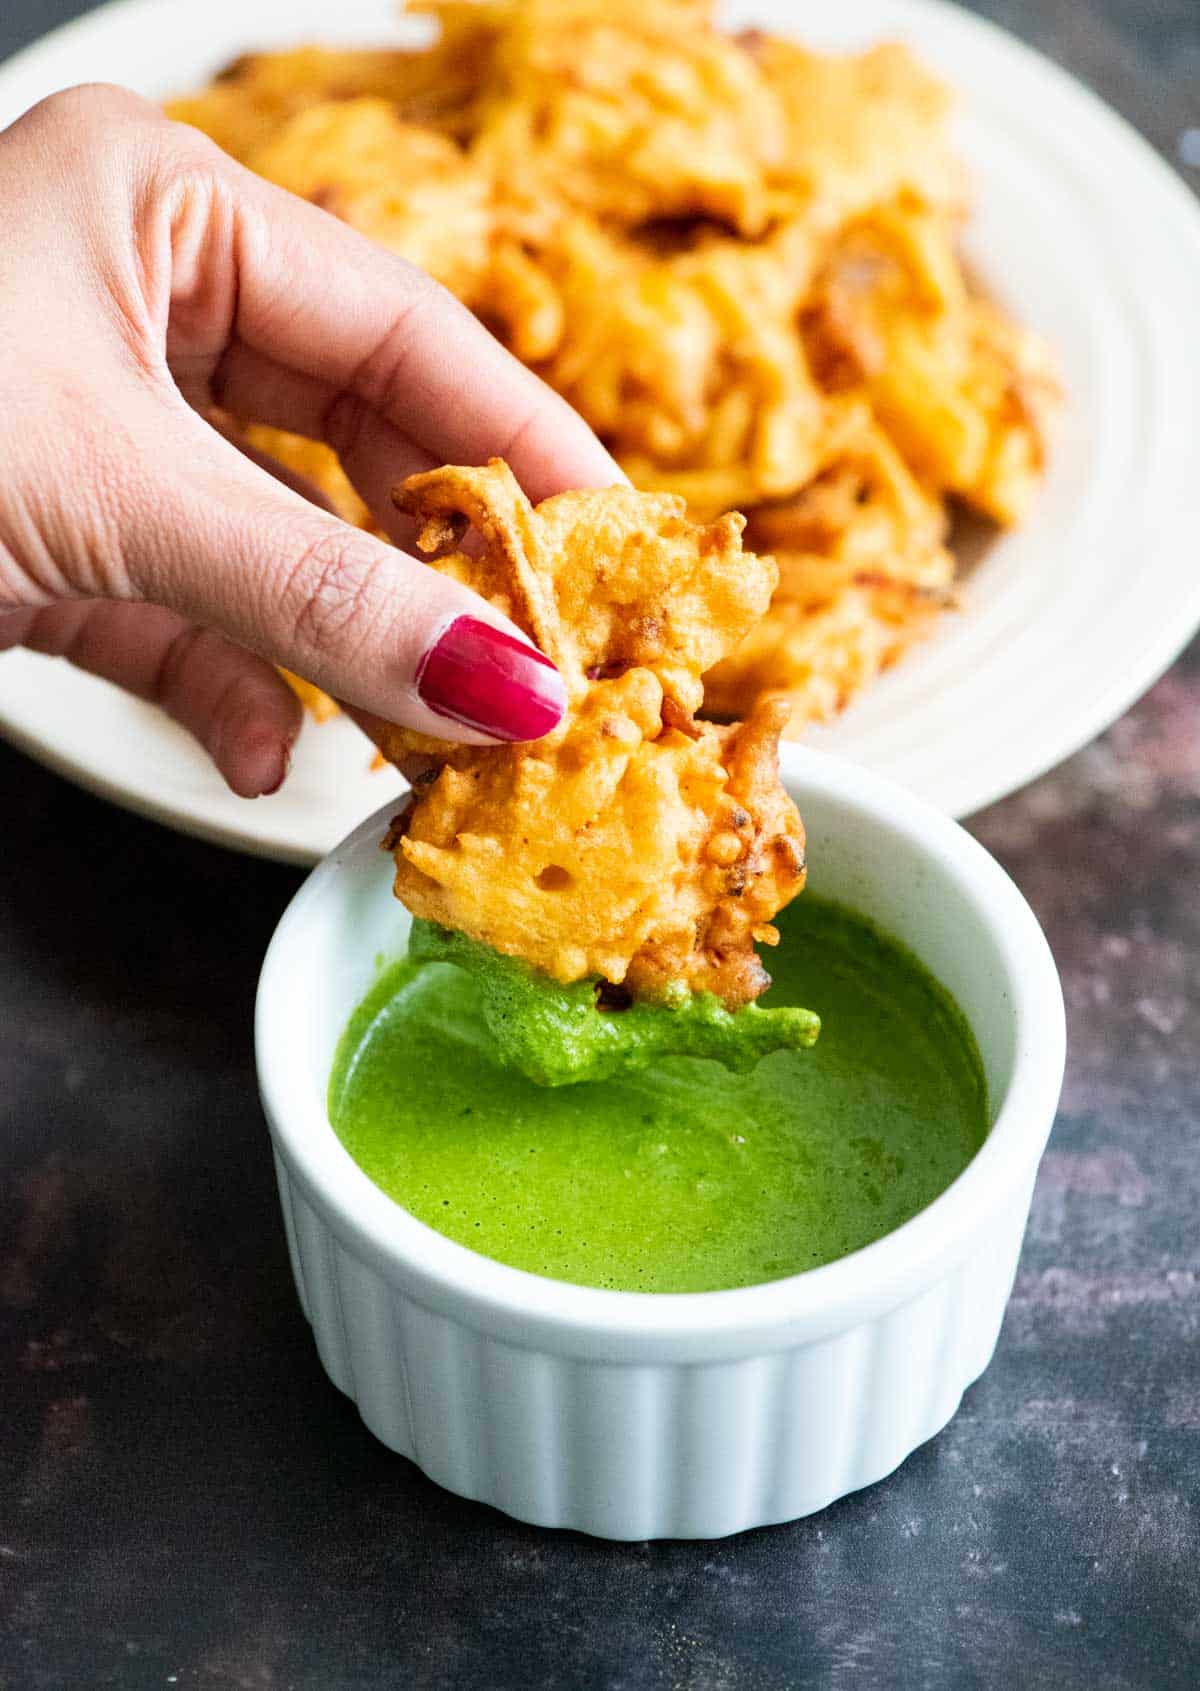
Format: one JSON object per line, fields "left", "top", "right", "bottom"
{"left": 2, "top": 2, "right": 1199, "bottom": 1687}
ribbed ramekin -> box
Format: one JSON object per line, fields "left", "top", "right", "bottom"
{"left": 255, "top": 749, "right": 1064, "bottom": 1539}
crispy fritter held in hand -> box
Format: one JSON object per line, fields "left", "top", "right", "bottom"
{"left": 369, "top": 461, "right": 807, "bottom": 1011}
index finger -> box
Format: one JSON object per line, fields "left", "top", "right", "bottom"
{"left": 177, "top": 139, "right": 626, "bottom": 502}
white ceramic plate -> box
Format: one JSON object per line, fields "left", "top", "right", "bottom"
{"left": 1, "top": 0, "right": 1198, "bottom": 860}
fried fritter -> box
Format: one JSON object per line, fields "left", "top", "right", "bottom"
{"left": 245, "top": 99, "right": 492, "bottom": 302}
{"left": 704, "top": 407, "right": 955, "bottom": 721}
{"left": 171, "top": 0, "right": 1056, "bottom": 736}
{"left": 164, "top": 36, "right": 489, "bottom": 160}
{"left": 370, "top": 461, "right": 805, "bottom": 1007}
{"left": 466, "top": 0, "right": 789, "bottom": 238}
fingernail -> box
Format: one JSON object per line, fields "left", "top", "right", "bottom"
{"left": 260, "top": 737, "right": 292, "bottom": 797}
{"left": 416, "top": 616, "right": 566, "bottom": 741}
{"left": 236, "top": 730, "right": 290, "bottom": 798}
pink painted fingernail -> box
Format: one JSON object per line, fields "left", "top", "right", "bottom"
{"left": 416, "top": 616, "right": 566, "bottom": 741}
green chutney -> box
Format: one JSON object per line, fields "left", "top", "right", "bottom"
{"left": 327, "top": 898, "right": 988, "bottom": 1293}
{"left": 405, "top": 917, "right": 820, "bottom": 1085}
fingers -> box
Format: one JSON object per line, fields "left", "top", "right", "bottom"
{"left": 0, "top": 600, "right": 302, "bottom": 797}
{"left": 0, "top": 89, "right": 577, "bottom": 765}
{"left": 172, "top": 150, "right": 626, "bottom": 502}
{"left": 210, "top": 342, "right": 437, "bottom": 546}
{"left": 126, "top": 421, "right": 567, "bottom": 745}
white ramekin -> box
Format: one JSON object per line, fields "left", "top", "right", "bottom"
{"left": 255, "top": 749, "right": 1064, "bottom": 1539}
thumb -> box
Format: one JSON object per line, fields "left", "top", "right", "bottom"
{"left": 129, "top": 423, "right": 566, "bottom": 745}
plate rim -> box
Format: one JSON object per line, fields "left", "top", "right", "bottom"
{"left": 0, "top": 660, "right": 323, "bottom": 864}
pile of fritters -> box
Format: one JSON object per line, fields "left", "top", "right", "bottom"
{"left": 169, "top": 0, "right": 1056, "bottom": 731}
{"left": 370, "top": 461, "right": 805, "bottom": 1007}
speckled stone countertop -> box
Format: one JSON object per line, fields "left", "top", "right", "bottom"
{"left": 2, "top": 3, "right": 1199, "bottom": 1687}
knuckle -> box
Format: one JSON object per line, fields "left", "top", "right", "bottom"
{"left": 496, "top": 405, "right": 542, "bottom": 469}
{"left": 16, "top": 84, "right": 155, "bottom": 179}
{"left": 320, "top": 388, "right": 371, "bottom": 474}
{"left": 29, "top": 82, "right": 147, "bottom": 131}
{"left": 341, "top": 275, "right": 443, "bottom": 414}
{"left": 151, "top": 123, "right": 229, "bottom": 207}
{"left": 152, "top": 153, "right": 226, "bottom": 281}
{"left": 152, "top": 623, "right": 211, "bottom": 707}
{"left": 17, "top": 82, "right": 220, "bottom": 209}
{"left": 9, "top": 83, "right": 166, "bottom": 223}
{"left": 210, "top": 666, "right": 272, "bottom": 741}
{"left": 285, "top": 524, "right": 386, "bottom": 661}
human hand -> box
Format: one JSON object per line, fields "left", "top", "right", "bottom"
{"left": 0, "top": 84, "right": 622, "bottom": 795}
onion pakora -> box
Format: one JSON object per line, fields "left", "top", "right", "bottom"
{"left": 168, "top": 0, "right": 1056, "bottom": 734}
{"left": 369, "top": 461, "right": 806, "bottom": 1011}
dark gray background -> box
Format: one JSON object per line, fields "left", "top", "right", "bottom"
{"left": 2, "top": 3, "right": 1199, "bottom": 1687}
